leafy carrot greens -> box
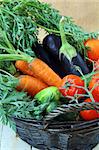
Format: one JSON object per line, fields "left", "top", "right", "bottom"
{"left": 13, "top": 0, "right": 98, "bottom": 54}
{"left": 0, "top": 0, "right": 98, "bottom": 56}
{"left": 0, "top": 4, "right": 37, "bottom": 56}
{"left": 0, "top": 1, "right": 37, "bottom": 73}
{"left": 0, "top": 73, "right": 49, "bottom": 128}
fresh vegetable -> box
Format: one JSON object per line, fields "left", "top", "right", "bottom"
{"left": 34, "top": 86, "right": 60, "bottom": 113}
{"left": 15, "top": 60, "right": 35, "bottom": 76}
{"left": 33, "top": 43, "right": 52, "bottom": 64}
{"left": 89, "top": 73, "right": 99, "bottom": 102}
{"left": 33, "top": 42, "right": 66, "bottom": 77}
{"left": 29, "top": 58, "right": 62, "bottom": 87}
{"left": 59, "top": 74, "right": 85, "bottom": 98}
{"left": 34, "top": 86, "right": 61, "bottom": 104}
{"left": 17, "top": 75, "right": 48, "bottom": 97}
{"left": 59, "top": 17, "right": 89, "bottom": 76}
{"left": 0, "top": 54, "right": 62, "bottom": 87}
{"left": 85, "top": 39, "right": 99, "bottom": 61}
{"left": 80, "top": 98, "right": 99, "bottom": 121}
{"left": 43, "top": 34, "right": 61, "bottom": 57}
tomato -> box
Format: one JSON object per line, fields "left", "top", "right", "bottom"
{"left": 80, "top": 98, "right": 99, "bottom": 121}
{"left": 59, "top": 74, "right": 85, "bottom": 98}
{"left": 89, "top": 73, "right": 99, "bottom": 102}
{"left": 84, "top": 39, "right": 99, "bottom": 61}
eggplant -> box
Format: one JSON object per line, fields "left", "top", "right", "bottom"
{"left": 33, "top": 42, "right": 51, "bottom": 64}
{"left": 60, "top": 53, "right": 90, "bottom": 76}
{"left": 43, "top": 18, "right": 89, "bottom": 76}
{"left": 59, "top": 17, "right": 89, "bottom": 76}
{"left": 32, "top": 42, "right": 66, "bottom": 77}
{"left": 43, "top": 34, "right": 61, "bottom": 57}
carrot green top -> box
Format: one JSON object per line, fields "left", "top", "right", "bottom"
{"left": 0, "top": 29, "right": 36, "bottom": 63}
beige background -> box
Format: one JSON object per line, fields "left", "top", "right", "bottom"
{"left": 41, "top": 0, "right": 99, "bottom": 32}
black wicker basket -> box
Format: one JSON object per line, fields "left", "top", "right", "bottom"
{"left": 13, "top": 103, "right": 99, "bottom": 150}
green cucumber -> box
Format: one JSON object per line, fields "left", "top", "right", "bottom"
{"left": 34, "top": 86, "right": 61, "bottom": 104}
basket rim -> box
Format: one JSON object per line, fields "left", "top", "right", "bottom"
{"left": 13, "top": 116, "right": 99, "bottom": 123}
{"left": 13, "top": 117, "right": 99, "bottom": 135}
{"left": 12, "top": 117, "right": 99, "bottom": 128}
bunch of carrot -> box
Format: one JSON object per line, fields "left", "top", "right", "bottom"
{"left": 15, "top": 58, "right": 62, "bottom": 96}
{"left": 0, "top": 29, "right": 62, "bottom": 97}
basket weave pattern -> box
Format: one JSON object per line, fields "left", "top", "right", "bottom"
{"left": 13, "top": 101, "right": 99, "bottom": 150}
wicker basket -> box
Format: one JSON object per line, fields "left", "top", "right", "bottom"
{"left": 13, "top": 103, "right": 99, "bottom": 150}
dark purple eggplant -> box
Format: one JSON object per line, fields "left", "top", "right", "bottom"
{"left": 32, "top": 42, "right": 66, "bottom": 77}
{"left": 43, "top": 34, "right": 61, "bottom": 57}
{"left": 59, "top": 17, "right": 89, "bottom": 76}
{"left": 43, "top": 18, "right": 90, "bottom": 76}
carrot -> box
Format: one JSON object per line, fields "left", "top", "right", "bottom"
{"left": 17, "top": 75, "right": 48, "bottom": 96}
{"left": 29, "top": 58, "right": 62, "bottom": 87}
{"left": 15, "top": 59, "right": 62, "bottom": 87}
{"left": 15, "top": 60, "right": 35, "bottom": 76}
{"left": 0, "top": 54, "right": 62, "bottom": 87}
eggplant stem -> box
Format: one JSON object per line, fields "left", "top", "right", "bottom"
{"left": 59, "top": 17, "right": 77, "bottom": 62}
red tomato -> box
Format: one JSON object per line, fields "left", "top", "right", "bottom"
{"left": 80, "top": 98, "right": 99, "bottom": 121}
{"left": 59, "top": 75, "right": 85, "bottom": 98}
{"left": 89, "top": 73, "right": 99, "bottom": 102}
{"left": 84, "top": 39, "right": 99, "bottom": 61}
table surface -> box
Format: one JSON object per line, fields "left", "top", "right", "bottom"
{"left": 0, "top": 124, "right": 99, "bottom": 150}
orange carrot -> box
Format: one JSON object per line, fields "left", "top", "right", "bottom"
{"left": 0, "top": 54, "right": 62, "bottom": 87}
{"left": 15, "top": 60, "right": 35, "bottom": 77}
{"left": 16, "top": 75, "right": 48, "bottom": 96}
{"left": 29, "top": 58, "right": 62, "bottom": 87}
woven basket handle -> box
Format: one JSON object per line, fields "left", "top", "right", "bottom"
{"left": 45, "top": 102, "right": 99, "bottom": 122}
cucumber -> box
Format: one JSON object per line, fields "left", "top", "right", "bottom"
{"left": 34, "top": 86, "right": 61, "bottom": 104}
